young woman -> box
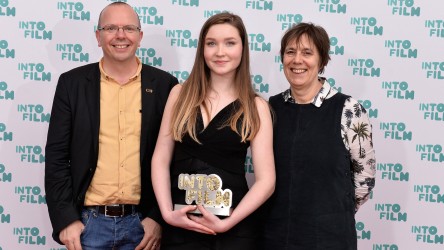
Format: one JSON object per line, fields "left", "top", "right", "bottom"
{"left": 151, "top": 13, "right": 275, "bottom": 250}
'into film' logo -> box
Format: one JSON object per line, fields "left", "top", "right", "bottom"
{"left": 0, "top": 205, "right": 11, "bottom": 223}
{"left": 18, "top": 104, "right": 50, "bottom": 123}
{"left": 276, "top": 13, "right": 302, "bottom": 30}
{"left": 245, "top": 154, "right": 254, "bottom": 173}
{"left": 358, "top": 100, "right": 378, "bottom": 118}
{"left": 16, "top": 145, "right": 45, "bottom": 163}
{"left": 172, "top": 0, "right": 199, "bottom": 7}
{"left": 168, "top": 70, "right": 189, "bottom": 83}
{"left": 274, "top": 55, "right": 282, "bottom": 71}
{"left": 57, "top": 2, "right": 90, "bottom": 20}
{"left": 384, "top": 40, "right": 417, "bottom": 58}
{"left": 137, "top": 47, "right": 162, "bottom": 66}
{"left": 356, "top": 222, "right": 371, "bottom": 240}
{"left": 329, "top": 37, "right": 344, "bottom": 55}
{"left": 350, "top": 17, "right": 383, "bottom": 36}
{"left": 374, "top": 203, "right": 407, "bottom": 222}
{"left": 419, "top": 103, "right": 444, "bottom": 121}
{"left": 0, "top": 39, "right": 15, "bottom": 58}
{"left": 166, "top": 29, "right": 197, "bottom": 48}
{"left": 368, "top": 190, "right": 374, "bottom": 200}
{"left": 134, "top": 6, "right": 163, "bottom": 25}
{"left": 56, "top": 44, "right": 89, "bottom": 62}
{"left": 0, "top": 81, "right": 14, "bottom": 100}
{"left": 414, "top": 185, "right": 444, "bottom": 203}
{"left": 326, "top": 78, "right": 342, "bottom": 92}
{"left": 0, "top": 163, "right": 12, "bottom": 183}
{"left": 381, "top": 81, "right": 414, "bottom": 100}
{"left": 0, "top": 122, "right": 13, "bottom": 141}
{"left": 251, "top": 74, "right": 269, "bottom": 94}
{"left": 18, "top": 63, "right": 51, "bottom": 82}
{"left": 412, "top": 226, "right": 444, "bottom": 245}
{"left": 379, "top": 122, "right": 412, "bottom": 141}
{"left": 387, "top": 0, "right": 420, "bottom": 16}
{"left": 18, "top": 21, "right": 52, "bottom": 40}
{"left": 348, "top": 58, "right": 380, "bottom": 77}
{"left": 422, "top": 61, "right": 444, "bottom": 79}
{"left": 416, "top": 144, "right": 444, "bottom": 162}
{"left": 246, "top": 0, "right": 273, "bottom": 11}
{"left": 377, "top": 163, "right": 409, "bottom": 182}
{"left": 204, "top": 10, "right": 228, "bottom": 18}
{"left": 372, "top": 243, "right": 398, "bottom": 250}
{"left": 0, "top": 0, "right": 15, "bottom": 16}
{"left": 315, "top": 0, "right": 346, "bottom": 14}
{"left": 249, "top": 33, "right": 271, "bottom": 52}
{"left": 13, "top": 227, "right": 46, "bottom": 246}
{"left": 15, "top": 186, "right": 46, "bottom": 204}
{"left": 425, "top": 20, "right": 444, "bottom": 38}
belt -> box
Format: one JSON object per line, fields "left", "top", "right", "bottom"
{"left": 85, "top": 204, "right": 138, "bottom": 217}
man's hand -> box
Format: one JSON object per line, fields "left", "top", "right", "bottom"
{"left": 59, "top": 220, "right": 84, "bottom": 250}
{"left": 135, "top": 217, "right": 162, "bottom": 250}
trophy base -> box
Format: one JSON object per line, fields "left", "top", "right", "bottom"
{"left": 174, "top": 204, "right": 232, "bottom": 216}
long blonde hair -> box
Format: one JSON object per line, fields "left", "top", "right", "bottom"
{"left": 171, "top": 12, "right": 260, "bottom": 143}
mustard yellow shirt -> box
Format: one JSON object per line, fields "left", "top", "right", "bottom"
{"left": 84, "top": 58, "right": 142, "bottom": 205}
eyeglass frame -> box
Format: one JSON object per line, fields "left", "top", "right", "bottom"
{"left": 97, "top": 24, "right": 141, "bottom": 34}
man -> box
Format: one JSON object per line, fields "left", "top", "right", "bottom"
{"left": 45, "top": 2, "right": 178, "bottom": 249}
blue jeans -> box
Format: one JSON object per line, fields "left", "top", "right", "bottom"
{"left": 80, "top": 207, "right": 144, "bottom": 250}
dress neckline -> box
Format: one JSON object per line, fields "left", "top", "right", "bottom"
{"left": 199, "top": 99, "right": 238, "bottom": 131}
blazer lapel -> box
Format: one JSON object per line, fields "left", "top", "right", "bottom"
{"left": 85, "top": 64, "right": 101, "bottom": 157}
{"left": 140, "top": 66, "right": 156, "bottom": 162}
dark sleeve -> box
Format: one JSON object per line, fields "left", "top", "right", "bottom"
{"left": 141, "top": 69, "right": 178, "bottom": 224}
{"left": 44, "top": 73, "right": 80, "bottom": 244}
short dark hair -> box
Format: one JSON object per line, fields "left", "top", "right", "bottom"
{"left": 280, "top": 22, "right": 331, "bottom": 74}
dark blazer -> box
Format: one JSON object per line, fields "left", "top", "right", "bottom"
{"left": 45, "top": 62, "right": 178, "bottom": 244}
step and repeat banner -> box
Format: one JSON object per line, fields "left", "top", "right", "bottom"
{"left": 1, "top": 0, "right": 443, "bottom": 249}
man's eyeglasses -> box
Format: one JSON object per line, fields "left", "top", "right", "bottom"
{"left": 98, "top": 24, "right": 141, "bottom": 34}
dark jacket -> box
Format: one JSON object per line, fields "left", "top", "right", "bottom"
{"left": 44, "top": 62, "right": 177, "bottom": 244}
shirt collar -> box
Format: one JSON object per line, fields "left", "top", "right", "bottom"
{"left": 99, "top": 57, "right": 142, "bottom": 83}
{"left": 282, "top": 77, "right": 337, "bottom": 107}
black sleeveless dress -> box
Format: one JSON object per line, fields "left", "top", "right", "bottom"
{"left": 161, "top": 100, "right": 260, "bottom": 250}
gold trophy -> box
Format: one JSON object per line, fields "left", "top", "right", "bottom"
{"left": 174, "top": 173, "right": 233, "bottom": 216}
